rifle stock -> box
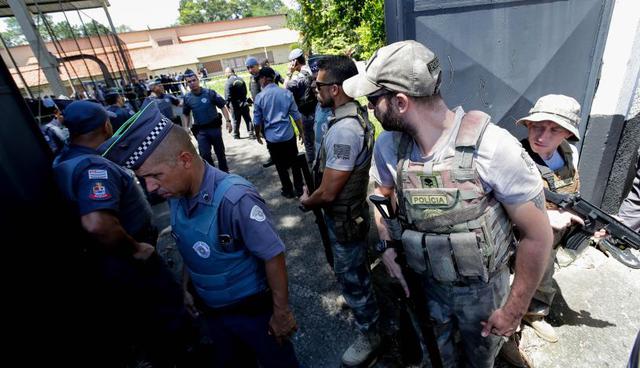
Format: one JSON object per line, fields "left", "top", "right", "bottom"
{"left": 296, "top": 153, "right": 334, "bottom": 269}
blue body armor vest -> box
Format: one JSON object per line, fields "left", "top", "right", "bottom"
{"left": 170, "top": 174, "right": 266, "bottom": 308}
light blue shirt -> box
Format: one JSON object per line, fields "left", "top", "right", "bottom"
{"left": 253, "top": 83, "right": 301, "bottom": 143}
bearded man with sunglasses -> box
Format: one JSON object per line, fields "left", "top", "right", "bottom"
{"left": 299, "top": 55, "right": 380, "bottom": 367}
{"left": 344, "top": 40, "right": 553, "bottom": 367}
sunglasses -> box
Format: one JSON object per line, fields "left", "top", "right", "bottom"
{"left": 313, "top": 80, "right": 341, "bottom": 89}
{"left": 366, "top": 89, "right": 393, "bottom": 105}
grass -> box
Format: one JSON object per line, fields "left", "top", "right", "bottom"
{"left": 201, "top": 63, "right": 383, "bottom": 140}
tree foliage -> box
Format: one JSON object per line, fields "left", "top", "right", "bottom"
{"left": 1, "top": 15, "right": 122, "bottom": 47}
{"left": 178, "top": 0, "right": 287, "bottom": 25}
{"left": 289, "top": 0, "right": 385, "bottom": 60}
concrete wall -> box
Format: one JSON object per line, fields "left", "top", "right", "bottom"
{"left": 600, "top": 85, "right": 640, "bottom": 213}
{"left": 579, "top": 0, "right": 640, "bottom": 206}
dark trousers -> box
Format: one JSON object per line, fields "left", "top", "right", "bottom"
{"left": 302, "top": 114, "right": 315, "bottom": 163}
{"left": 196, "top": 127, "right": 228, "bottom": 172}
{"left": 231, "top": 103, "right": 254, "bottom": 137}
{"left": 200, "top": 293, "right": 299, "bottom": 368}
{"left": 266, "top": 136, "right": 303, "bottom": 195}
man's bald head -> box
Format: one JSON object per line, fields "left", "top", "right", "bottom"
{"left": 225, "top": 67, "right": 235, "bottom": 77}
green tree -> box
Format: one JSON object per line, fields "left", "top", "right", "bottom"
{"left": 178, "top": 0, "right": 287, "bottom": 25}
{"left": 290, "top": 0, "right": 385, "bottom": 60}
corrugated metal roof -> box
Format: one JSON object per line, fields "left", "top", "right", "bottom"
{"left": 0, "top": 0, "right": 107, "bottom": 17}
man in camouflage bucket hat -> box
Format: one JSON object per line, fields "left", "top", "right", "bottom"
{"left": 345, "top": 40, "right": 553, "bottom": 367}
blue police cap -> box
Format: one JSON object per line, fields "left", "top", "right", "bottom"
{"left": 288, "top": 48, "right": 303, "bottom": 61}
{"left": 245, "top": 57, "right": 258, "bottom": 67}
{"left": 308, "top": 55, "right": 329, "bottom": 74}
{"left": 64, "top": 100, "right": 109, "bottom": 135}
{"left": 184, "top": 69, "right": 196, "bottom": 78}
{"left": 100, "top": 102, "right": 173, "bottom": 170}
{"left": 149, "top": 78, "right": 162, "bottom": 87}
{"left": 104, "top": 88, "right": 121, "bottom": 99}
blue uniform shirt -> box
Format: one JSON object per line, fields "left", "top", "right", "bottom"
{"left": 54, "top": 144, "right": 153, "bottom": 237}
{"left": 173, "top": 163, "right": 285, "bottom": 261}
{"left": 106, "top": 105, "right": 135, "bottom": 131}
{"left": 183, "top": 88, "right": 226, "bottom": 126}
{"left": 143, "top": 93, "right": 179, "bottom": 119}
{"left": 253, "top": 83, "right": 301, "bottom": 143}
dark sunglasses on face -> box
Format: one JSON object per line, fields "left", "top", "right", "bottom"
{"left": 313, "top": 80, "right": 342, "bottom": 89}
{"left": 366, "top": 89, "right": 392, "bottom": 105}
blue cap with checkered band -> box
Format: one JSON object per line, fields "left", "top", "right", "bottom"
{"left": 99, "top": 101, "right": 173, "bottom": 170}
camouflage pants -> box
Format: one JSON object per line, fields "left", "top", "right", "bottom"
{"left": 325, "top": 214, "right": 379, "bottom": 333}
{"left": 421, "top": 268, "right": 510, "bottom": 368}
{"left": 529, "top": 247, "right": 558, "bottom": 316}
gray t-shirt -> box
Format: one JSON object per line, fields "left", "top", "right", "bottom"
{"left": 323, "top": 102, "right": 368, "bottom": 171}
{"left": 370, "top": 107, "right": 543, "bottom": 205}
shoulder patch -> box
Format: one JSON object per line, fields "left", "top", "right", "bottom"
{"left": 88, "top": 169, "right": 108, "bottom": 179}
{"left": 249, "top": 205, "right": 266, "bottom": 222}
{"left": 88, "top": 182, "right": 111, "bottom": 200}
{"left": 333, "top": 144, "right": 351, "bottom": 160}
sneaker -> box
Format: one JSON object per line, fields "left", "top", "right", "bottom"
{"left": 249, "top": 133, "right": 257, "bottom": 140}
{"left": 499, "top": 335, "right": 533, "bottom": 367}
{"left": 523, "top": 316, "right": 558, "bottom": 343}
{"left": 336, "top": 295, "right": 350, "bottom": 309}
{"left": 262, "top": 158, "right": 274, "bottom": 168}
{"left": 342, "top": 332, "right": 381, "bottom": 367}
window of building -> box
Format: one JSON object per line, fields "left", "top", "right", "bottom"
{"left": 157, "top": 39, "right": 174, "bottom": 47}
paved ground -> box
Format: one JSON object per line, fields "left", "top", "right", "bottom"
{"left": 153, "top": 128, "right": 640, "bottom": 368}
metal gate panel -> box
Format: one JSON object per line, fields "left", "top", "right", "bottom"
{"left": 386, "top": 0, "right": 613, "bottom": 141}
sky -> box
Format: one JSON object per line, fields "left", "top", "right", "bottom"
{"left": 2, "top": 0, "right": 299, "bottom": 32}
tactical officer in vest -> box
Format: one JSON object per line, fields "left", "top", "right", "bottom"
{"left": 143, "top": 78, "right": 181, "bottom": 125}
{"left": 105, "top": 88, "right": 135, "bottom": 131}
{"left": 224, "top": 67, "right": 255, "bottom": 139}
{"left": 299, "top": 55, "right": 379, "bottom": 367}
{"left": 344, "top": 41, "right": 553, "bottom": 367}
{"left": 54, "top": 101, "right": 190, "bottom": 367}
{"left": 285, "top": 48, "right": 317, "bottom": 164}
{"left": 182, "top": 69, "right": 232, "bottom": 172}
{"left": 101, "top": 103, "right": 299, "bottom": 367}
{"left": 515, "top": 94, "right": 585, "bottom": 343}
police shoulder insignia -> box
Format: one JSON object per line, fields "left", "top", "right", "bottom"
{"left": 333, "top": 144, "right": 351, "bottom": 160}
{"left": 88, "top": 182, "right": 111, "bottom": 200}
{"left": 88, "top": 169, "right": 108, "bottom": 179}
{"left": 192, "top": 241, "right": 211, "bottom": 258}
{"left": 250, "top": 205, "right": 266, "bottom": 222}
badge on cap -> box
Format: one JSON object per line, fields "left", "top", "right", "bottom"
{"left": 192, "top": 241, "right": 211, "bottom": 258}
{"left": 89, "top": 182, "right": 111, "bottom": 200}
{"left": 250, "top": 205, "right": 266, "bottom": 222}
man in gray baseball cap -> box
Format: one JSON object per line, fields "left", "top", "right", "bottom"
{"left": 350, "top": 40, "right": 553, "bottom": 367}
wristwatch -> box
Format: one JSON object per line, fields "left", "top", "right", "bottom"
{"left": 375, "top": 239, "right": 399, "bottom": 255}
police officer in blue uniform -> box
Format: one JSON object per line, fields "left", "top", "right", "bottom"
{"left": 102, "top": 103, "right": 300, "bottom": 368}
{"left": 182, "top": 69, "right": 232, "bottom": 172}
{"left": 105, "top": 88, "right": 135, "bottom": 131}
{"left": 143, "top": 78, "right": 181, "bottom": 125}
{"left": 53, "top": 100, "right": 191, "bottom": 367}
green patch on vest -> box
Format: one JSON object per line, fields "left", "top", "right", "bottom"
{"left": 411, "top": 194, "right": 450, "bottom": 206}
{"left": 418, "top": 174, "right": 439, "bottom": 188}
{"left": 552, "top": 177, "right": 574, "bottom": 190}
{"left": 422, "top": 208, "right": 445, "bottom": 218}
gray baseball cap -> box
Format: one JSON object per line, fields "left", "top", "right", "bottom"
{"left": 516, "top": 94, "right": 581, "bottom": 140}
{"left": 343, "top": 40, "right": 442, "bottom": 98}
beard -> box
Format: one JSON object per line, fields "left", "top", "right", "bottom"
{"left": 376, "top": 102, "right": 404, "bottom": 132}
{"left": 318, "top": 95, "right": 334, "bottom": 109}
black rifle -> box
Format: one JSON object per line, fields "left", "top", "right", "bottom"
{"left": 369, "top": 194, "right": 443, "bottom": 368}
{"left": 296, "top": 153, "right": 334, "bottom": 269}
{"left": 544, "top": 189, "right": 640, "bottom": 269}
